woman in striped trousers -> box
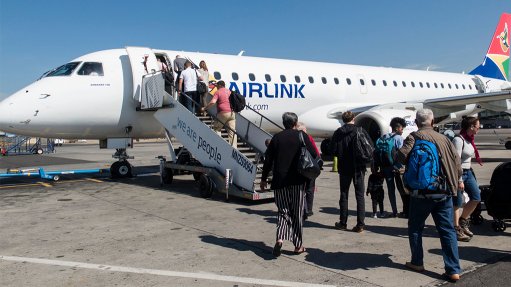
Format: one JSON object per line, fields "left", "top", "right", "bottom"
{"left": 260, "top": 112, "right": 318, "bottom": 257}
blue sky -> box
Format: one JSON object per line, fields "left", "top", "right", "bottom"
{"left": 0, "top": 1, "right": 509, "bottom": 100}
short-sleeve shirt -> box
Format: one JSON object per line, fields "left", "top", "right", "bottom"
{"left": 212, "top": 87, "right": 232, "bottom": 113}
{"left": 179, "top": 68, "right": 198, "bottom": 92}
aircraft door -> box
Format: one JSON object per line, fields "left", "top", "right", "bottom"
{"left": 126, "top": 47, "right": 160, "bottom": 103}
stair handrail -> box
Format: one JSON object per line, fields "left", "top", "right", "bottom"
{"left": 178, "top": 92, "right": 267, "bottom": 155}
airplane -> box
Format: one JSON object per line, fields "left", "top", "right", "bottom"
{"left": 0, "top": 13, "right": 510, "bottom": 177}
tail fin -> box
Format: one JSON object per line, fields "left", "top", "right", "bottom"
{"left": 469, "top": 13, "right": 511, "bottom": 81}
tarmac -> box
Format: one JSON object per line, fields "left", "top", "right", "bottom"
{"left": 0, "top": 137, "right": 510, "bottom": 287}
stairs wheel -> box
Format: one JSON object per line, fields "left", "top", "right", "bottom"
{"left": 198, "top": 174, "right": 213, "bottom": 198}
{"left": 162, "top": 168, "right": 173, "bottom": 185}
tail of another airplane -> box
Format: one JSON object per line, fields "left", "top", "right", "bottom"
{"left": 469, "top": 13, "right": 511, "bottom": 81}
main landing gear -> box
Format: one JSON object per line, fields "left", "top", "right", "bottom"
{"left": 110, "top": 148, "right": 133, "bottom": 178}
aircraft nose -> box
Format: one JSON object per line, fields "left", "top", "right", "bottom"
{"left": 0, "top": 97, "right": 14, "bottom": 132}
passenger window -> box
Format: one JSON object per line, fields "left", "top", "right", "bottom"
{"left": 468, "top": 84, "right": 472, "bottom": 90}
{"left": 295, "top": 76, "right": 301, "bottom": 83}
{"left": 308, "top": 76, "right": 314, "bottom": 83}
{"left": 426, "top": 82, "right": 430, "bottom": 88}
{"left": 232, "top": 72, "right": 239, "bottom": 81}
{"left": 47, "top": 62, "right": 81, "bottom": 77}
{"left": 448, "top": 83, "right": 452, "bottom": 89}
{"left": 265, "top": 74, "right": 271, "bottom": 82}
{"left": 334, "top": 77, "right": 339, "bottom": 84}
{"left": 434, "top": 83, "right": 438, "bottom": 88}
{"left": 402, "top": 81, "right": 406, "bottom": 87}
{"left": 280, "top": 75, "right": 286, "bottom": 82}
{"left": 419, "top": 82, "right": 423, "bottom": 88}
{"left": 321, "top": 77, "right": 327, "bottom": 84}
{"left": 441, "top": 83, "right": 444, "bottom": 88}
{"left": 77, "top": 62, "right": 104, "bottom": 76}
{"left": 462, "top": 84, "right": 466, "bottom": 89}
{"left": 411, "top": 81, "right": 415, "bottom": 88}
{"left": 249, "top": 73, "right": 256, "bottom": 81}
{"left": 360, "top": 79, "right": 365, "bottom": 85}
{"left": 383, "top": 80, "right": 387, "bottom": 86}
{"left": 346, "top": 78, "right": 352, "bottom": 85}
{"left": 371, "top": 79, "right": 376, "bottom": 86}
{"left": 455, "top": 84, "right": 459, "bottom": 89}
{"left": 393, "top": 81, "right": 397, "bottom": 87}
{"left": 214, "top": 72, "right": 221, "bottom": 80}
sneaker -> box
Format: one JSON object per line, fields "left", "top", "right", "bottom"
{"left": 334, "top": 222, "right": 347, "bottom": 230}
{"left": 455, "top": 226, "right": 471, "bottom": 242}
{"left": 306, "top": 211, "right": 314, "bottom": 217}
{"left": 386, "top": 212, "right": 398, "bottom": 218}
{"left": 398, "top": 212, "right": 408, "bottom": 219}
{"left": 378, "top": 212, "right": 386, "bottom": 218}
{"left": 372, "top": 213, "right": 378, "bottom": 219}
{"left": 405, "top": 262, "right": 425, "bottom": 272}
{"left": 352, "top": 225, "right": 364, "bottom": 233}
{"left": 459, "top": 217, "right": 474, "bottom": 237}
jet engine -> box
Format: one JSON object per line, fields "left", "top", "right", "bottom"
{"left": 355, "top": 108, "right": 418, "bottom": 142}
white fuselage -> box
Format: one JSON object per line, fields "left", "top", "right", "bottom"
{"left": 0, "top": 48, "right": 507, "bottom": 139}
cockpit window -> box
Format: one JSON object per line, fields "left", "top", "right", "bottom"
{"left": 78, "top": 62, "right": 104, "bottom": 76}
{"left": 45, "top": 62, "right": 81, "bottom": 77}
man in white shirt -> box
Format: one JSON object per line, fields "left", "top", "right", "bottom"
{"left": 178, "top": 61, "right": 202, "bottom": 113}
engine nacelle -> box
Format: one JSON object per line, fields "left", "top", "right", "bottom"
{"left": 355, "top": 109, "right": 418, "bottom": 141}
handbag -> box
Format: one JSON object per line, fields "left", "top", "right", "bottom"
{"left": 195, "top": 70, "right": 208, "bottom": 94}
{"left": 297, "top": 132, "right": 321, "bottom": 180}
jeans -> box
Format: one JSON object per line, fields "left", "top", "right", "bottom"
{"left": 339, "top": 170, "right": 366, "bottom": 227}
{"left": 408, "top": 196, "right": 461, "bottom": 275}
{"left": 383, "top": 167, "right": 398, "bottom": 214}
{"left": 304, "top": 178, "right": 315, "bottom": 214}
{"left": 462, "top": 169, "right": 481, "bottom": 201}
{"left": 182, "top": 91, "right": 199, "bottom": 113}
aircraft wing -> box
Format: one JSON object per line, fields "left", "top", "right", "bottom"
{"left": 423, "top": 90, "right": 511, "bottom": 110}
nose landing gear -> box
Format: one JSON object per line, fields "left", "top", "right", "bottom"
{"left": 110, "top": 148, "right": 133, "bottom": 178}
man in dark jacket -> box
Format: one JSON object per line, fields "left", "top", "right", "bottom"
{"left": 330, "top": 111, "right": 373, "bottom": 233}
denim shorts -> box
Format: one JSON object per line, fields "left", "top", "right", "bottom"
{"left": 462, "top": 169, "right": 481, "bottom": 202}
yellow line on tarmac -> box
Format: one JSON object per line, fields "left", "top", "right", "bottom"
{"left": 0, "top": 183, "right": 44, "bottom": 189}
{"left": 37, "top": 181, "right": 52, "bottom": 187}
{"left": 86, "top": 178, "right": 104, "bottom": 183}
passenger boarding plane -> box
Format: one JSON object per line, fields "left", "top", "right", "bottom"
{"left": 0, "top": 13, "right": 510, "bottom": 177}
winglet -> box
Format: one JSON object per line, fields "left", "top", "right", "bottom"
{"left": 469, "top": 13, "right": 511, "bottom": 81}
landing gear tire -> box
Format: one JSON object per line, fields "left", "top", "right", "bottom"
{"left": 162, "top": 168, "right": 174, "bottom": 185}
{"left": 198, "top": 174, "right": 213, "bottom": 198}
{"left": 505, "top": 141, "right": 511, "bottom": 150}
{"left": 110, "top": 161, "right": 133, "bottom": 178}
{"left": 492, "top": 220, "right": 506, "bottom": 232}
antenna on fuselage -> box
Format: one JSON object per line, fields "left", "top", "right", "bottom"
{"left": 237, "top": 50, "right": 245, "bottom": 56}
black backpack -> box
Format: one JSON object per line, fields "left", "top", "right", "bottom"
{"left": 353, "top": 127, "right": 374, "bottom": 164}
{"left": 229, "top": 90, "right": 246, "bottom": 112}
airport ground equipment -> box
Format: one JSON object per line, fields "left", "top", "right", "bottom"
{"left": 128, "top": 49, "right": 282, "bottom": 200}
{"left": 149, "top": 91, "right": 280, "bottom": 201}
{"left": 0, "top": 167, "right": 108, "bottom": 182}
{"left": 0, "top": 136, "right": 55, "bottom": 156}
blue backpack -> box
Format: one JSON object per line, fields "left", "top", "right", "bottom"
{"left": 374, "top": 134, "right": 397, "bottom": 167}
{"left": 403, "top": 139, "right": 447, "bottom": 194}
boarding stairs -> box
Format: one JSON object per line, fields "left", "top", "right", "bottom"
{"left": 126, "top": 46, "right": 283, "bottom": 200}
{"left": 1, "top": 136, "right": 55, "bottom": 156}
{"left": 154, "top": 91, "right": 281, "bottom": 200}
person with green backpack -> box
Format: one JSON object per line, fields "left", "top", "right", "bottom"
{"left": 373, "top": 117, "right": 407, "bottom": 218}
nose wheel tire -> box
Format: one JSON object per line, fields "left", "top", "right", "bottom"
{"left": 111, "top": 161, "right": 133, "bottom": 178}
